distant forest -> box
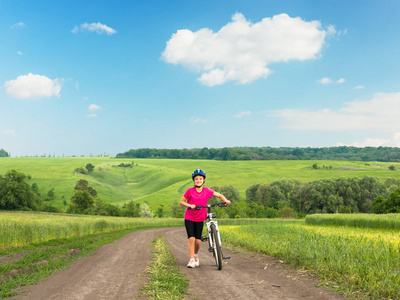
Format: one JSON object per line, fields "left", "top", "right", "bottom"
{"left": 116, "top": 146, "right": 400, "bottom": 162}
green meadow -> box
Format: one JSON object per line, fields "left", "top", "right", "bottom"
{"left": 1, "top": 157, "right": 399, "bottom": 214}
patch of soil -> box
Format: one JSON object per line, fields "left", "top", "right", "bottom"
{"left": 0, "top": 252, "right": 30, "bottom": 264}
{"left": 63, "top": 248, "right": 81, "bottom": 259}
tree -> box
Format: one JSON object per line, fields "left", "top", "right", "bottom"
{"left": 246, "top": 184, "right": 261, "bottom": 203}
{"left": 219, "top": 185, "right": 240, "bottom": 201}
{"left": 69, "top": 190, "right": 95, "bottom": 214}
{"left": 385, "top": 187, "right": 400, "bottom": 213}
{"left": 75, "top": 179, "right": 97, "bottom": 197}
{"left": 246, "top": 202, "right": 265, "bottom": 218}
{"left": 123, "top": 200, "right": 140, "bottom": 217}
{"left": 140, "top": 202, "right": 154, "bottom": 218}
{"left": 156, "top": 204, "right": 164, "bottom": 218}
{"left": 31, "top": 183, "right": 41, "bottom": 196}
{"left": 371, "top": 196, "right": 387, "bottom": 214}
{"left": 0, "top": 170, "right": 38, "bottom": 210}
{"left": 86, "top": 163, "right": 95, "bottom": 173}
{"left": 46, "top": 188, "right": 55, "bottom": 201}
{"left": 0, "top": 149, "right": 9, "bottom": 157}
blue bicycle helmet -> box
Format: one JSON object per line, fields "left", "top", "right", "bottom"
{"left": 192, "top": 169, "right": 206, "bottom": 180}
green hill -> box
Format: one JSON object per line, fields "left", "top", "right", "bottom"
{"left": 0, "top": 157, "right": 399, "bottom": 214}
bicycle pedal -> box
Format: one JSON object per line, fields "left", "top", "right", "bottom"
{"left": 223, "top": 255, "right": 231, "bottom": 259}
{"left": 201, "top": 236, "right": 208, "bottom": 242}
{"left": 208, "top": 248, "right": 213, "bottom": 252}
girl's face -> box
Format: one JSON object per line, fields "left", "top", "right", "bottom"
{"left": 194, "top": 175, "right": 204, "bottom": 187}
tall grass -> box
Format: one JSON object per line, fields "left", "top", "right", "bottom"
{"left": 220, "top": 220, "right": 400, "bottom": 299}
{"left": 0, "top": 212, "right": 182, "bottom": 249}
{"left": 306, "top": 213, "right": 400, "bottom": 230}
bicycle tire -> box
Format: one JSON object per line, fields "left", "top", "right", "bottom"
{"left": 210, "top": 223, "right": 223, "bottom": 270}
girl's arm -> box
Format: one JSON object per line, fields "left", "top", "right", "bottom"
{"left": 179, "top": 196, "right": 196, "bottom": 209}
{"left": 213, "top": 192, "right": 231, "bottom": 205}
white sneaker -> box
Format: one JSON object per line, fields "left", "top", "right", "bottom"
{"left": 194, "top": 256, "right": 200, "bottom": 267}
{"left": 187, "top": 259, "right": 196, "bottom": 268}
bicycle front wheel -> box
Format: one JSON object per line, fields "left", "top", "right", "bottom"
{"left": 210, "top": 223, "right": 223, "bottom": 270}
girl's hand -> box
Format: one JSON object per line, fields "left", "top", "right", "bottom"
{"left": 225, "top": 200, "right": 231, "bottom": 205}
{"left": 189, "top": 204, "right": 196, "bottom": 209}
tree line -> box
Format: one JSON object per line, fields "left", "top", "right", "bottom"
{"left": 1, "top": 169, "right": 399, "bottom": 218}
{"left": 116, "top": 146, "right": 400, "bottom": 162}
{"left": 0, "top": 169, "right": 158, "bottom": 217}
{"left": 172, "top": 176, "right": 400, "bottom": 218}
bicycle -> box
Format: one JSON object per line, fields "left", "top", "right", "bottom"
{"left": 195, "top": 202, "right": 231, "bottom": 270}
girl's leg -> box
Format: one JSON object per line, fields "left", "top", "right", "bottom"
{"left": 188, "top": 237, "right": 195, "bottom": 259}
{"left": 194, "top": 221, "right": 204, "bottom": 255}
{"left": 194, "top": 238, "right": 201, "bottom": 254}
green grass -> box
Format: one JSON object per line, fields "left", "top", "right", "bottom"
{"left": 140, "top": 236, "right": 189, "bottom": 299}
{"left": 220, "top": 219, "right": 400, "bottom": 299}
{"left": 1, "top": 157, "right": 399, "bottom": 214}
{"left": 0, "top": 211, "right": 182, "bottom": 249}
{"left": 305, "top": 213, "right": 400, "bottom": 230}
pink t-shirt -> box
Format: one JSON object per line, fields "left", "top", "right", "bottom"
{"left": 184, "top": 187, "right": 215, "bottom": 222}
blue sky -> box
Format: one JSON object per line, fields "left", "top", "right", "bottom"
{"left": 1, "top": 0, "right": 400, "bottom": 157}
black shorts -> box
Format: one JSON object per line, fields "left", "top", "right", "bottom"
{"left": 184, "top": 219, "right": 204, "bottom": 240}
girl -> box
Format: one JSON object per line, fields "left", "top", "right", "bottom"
{"left": 179, "top": 169, "right": 230, "bottom": 268}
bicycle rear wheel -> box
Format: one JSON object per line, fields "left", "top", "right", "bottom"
{"left": 210, "top": 223, "right": 223, "bottom": 270}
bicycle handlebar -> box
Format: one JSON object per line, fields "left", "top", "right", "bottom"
{"left": 193, "top": 202, "right": 229, "bottom": 210}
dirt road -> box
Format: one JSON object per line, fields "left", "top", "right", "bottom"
{"left": 14, "top": 227, "right": 345, "bottom": 300}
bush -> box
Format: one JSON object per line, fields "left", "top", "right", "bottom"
{"left": 265, "top": 207, "right": 279, "bottom": 218}
{"left": 279, "top": 206, "right": 297, "bottom": 219}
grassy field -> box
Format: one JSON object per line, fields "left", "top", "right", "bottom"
{"left": 305, "top": 213, "right": 400, "bottom": 230}
{"left": 1, "top": 157, "right": 399, "bottom": 214}
{"left": 0, "top": 211, "right": 182, "bottom": 249}
{"left": 220, "top": 218, "right": 400, "bottom": 299}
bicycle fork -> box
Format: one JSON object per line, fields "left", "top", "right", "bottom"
{"left": 203, "top": 221, "right": 231, "bottom": 260}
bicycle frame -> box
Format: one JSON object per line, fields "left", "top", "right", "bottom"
{"left": 205, "top": 211, "right": 221, "bottom": 249}
{"left": 196, "top": 202, "right": 231, "bottom": 270}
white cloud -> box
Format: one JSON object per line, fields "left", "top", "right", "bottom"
{"left": 4, "top": 73, "right": 62, "bottom": 99}
{"left": 72, "top": 22, "right": 117, "bottom": 35}
{"left": 88, "top": 104, "right": 101, "bottom": 112}
{"left": 317, "top": 77, "right": 345, "bottom": 84}
{"left": 10, "top": 22, "right": 25, "bottom": 29}
{"left": 336, "top": 78, "right": 346, "bottom": 84}
{"left": 326, "top": 25, "right": 347, "bottom": 39}
{"left": 354, "top": 85, "right": 365, "bottom": 89}
{"left": 87, "top": 104, "right": 101, "bottom": 117}
{"left": 337, "top": 133, "right": 400, "bottom": 147}
{"left": 162, "top": 13, "right": 329, "bottom": 86}
{"left": 17, "top": 51, "right": 23, "bottom": 55}
{"left": 1, "top": 129, "right": 15, "bottom": 135}
{"left": 317, "top": 77, "right": 333, "bottom": 84}
{"left": 191, "top": 117, "right": 209, "bottom": 123}
{"left": 235, "top": 111, "right": 252, "bottom": 118}
{"left": 269, "top": 92, "right": 400, "bottom": 132}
